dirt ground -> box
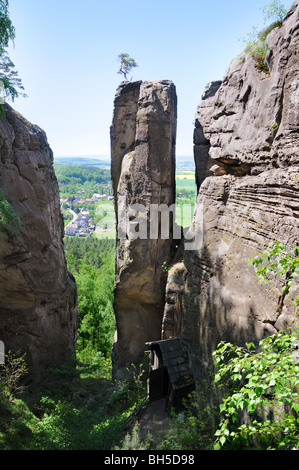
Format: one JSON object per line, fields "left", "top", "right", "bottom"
{"left": 136, "top": 398, "right": 173, "bottom": 443}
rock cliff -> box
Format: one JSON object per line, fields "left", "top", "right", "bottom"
{"left": 0, "top": 104, "right": 77, "bottom": 387}
{"left": 110, "top": 2, "right": 299, "bottom": 391}
{"left": 182, "top": 0, "right": 299, "bottom": 385}
{"left": 111, "top": 80, "right": 177, "bottom": 373}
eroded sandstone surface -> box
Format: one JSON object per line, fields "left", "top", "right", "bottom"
{"left": 0, "top": 104, "right": 77, "bottom": 387}
{"left": 111, "top": 80, "right": 177, "bottom": 372}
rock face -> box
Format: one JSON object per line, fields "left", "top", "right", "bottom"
{"left": 195, "top": 1, "right": 299, "bottom": 181}
{"left": 111, "top": 80, "right": 177, "bottom": 371}
{"left": 110, "top": 3, "right": 298, "bottom": 393}
{"left": 0, "top": 104, "right": 77, "bottom": 387}
{"left": 182, "top": 1, "right": 299, "bottom": 385}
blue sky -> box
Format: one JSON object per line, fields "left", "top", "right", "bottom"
{"left": 7, "top": 0, "right": 292, "bottom": 158}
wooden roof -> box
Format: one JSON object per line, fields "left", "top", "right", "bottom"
{"left": 146, "top": 338, "right": 194, "bottom": 391}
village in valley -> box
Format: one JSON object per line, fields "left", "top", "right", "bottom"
{"left": 62, "top": 190, "right": 114, "bottom": 238}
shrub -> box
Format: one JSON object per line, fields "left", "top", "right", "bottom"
{"left": 213, "top": 329, "right": 299, "bottom": 450}
{"left": 213, "top": 241, "right": 299, "bottom": 450}
{"left": 0, "top": 188, "right": 21, "bottom": 235}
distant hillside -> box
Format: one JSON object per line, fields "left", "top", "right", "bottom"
{"left": 54, "top": 155, "right": 194, "bottom": 170}
{"left": 54, "top": 156, "right": 111, "bottom": 168}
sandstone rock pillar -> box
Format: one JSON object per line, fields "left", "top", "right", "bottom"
{"left": 111, "top": 80, "right": 177, "bottom": 372}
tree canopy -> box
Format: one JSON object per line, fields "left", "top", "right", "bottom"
{"left": 0, "top": 0, "right": 26, "bottom": 115}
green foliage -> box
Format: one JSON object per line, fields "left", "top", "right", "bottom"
{"left": 114, "top": 422, "right": 151, "bottom": 450}
{"left": 262, "top": 0, "right": 288, "bottom": 23}
{"left": 65, "top": 237, "right": 114, "bottom": 271}
{"left": 269, "top": 121, "right": 279, "bottom": 131}
{"left": 54, "top": 164, "right": 110, "bottom": 187}
{"left": 65, "top": 237, "right": 116, "bottom": 358}
{"left": 54, "top": 164, "right": 111, "bottom": 197}
{"left": 0, "top": 388, "right": 39, "bottom": 450}
{"left": 0, "top": 188, "right": 21, "bottom": 235}
{"left": 213, "top": 241, "right": 299, "bottom": 450}
{"left": 0, "top": 350, "right": 28, "bottom": 397}
{"left": 0, "top": 355, "right": 148, "bottom": 450}
{"left": 0, "top": 0, "right": 14, "bottom": 47}
{"left": 117, "top": 53, "right": 138, "bottom": 80}
{"left": 33, "top": 360, "right": 147, "bottom": 450}
{"left": 213, "top": 329, "right": 299, "bottom": 450}
{"left": 158, "top": 390, "right": 216, "bottom": 450}
{"left": 249, "top": 241, "right": 299, "bottom": 310}
{"left": 0, "top": 0, "right": 26, "bottom": 116}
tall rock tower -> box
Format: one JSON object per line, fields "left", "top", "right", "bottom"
{"left": 111, "top": 80, "right": 177, "bottom": 373}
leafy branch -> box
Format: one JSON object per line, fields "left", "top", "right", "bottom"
{"left": 0, "top": 350, "right": 28, "bottom": 397}
{"left": 0, "top": 0, "right": 26, "bottom": 116}
{"left": 213, "top": 240, "right": 299, "bottom": 450}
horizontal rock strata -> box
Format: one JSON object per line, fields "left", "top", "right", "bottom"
{"left": 184, "top": 1, "right": 299, "bottom": 385}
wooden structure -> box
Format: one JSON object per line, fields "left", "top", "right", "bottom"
{"left": 146, "top": 337, "right": 195, "bottom": 411}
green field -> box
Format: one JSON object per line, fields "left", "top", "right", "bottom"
{"left": 94, "top": 199, "right": 116, "bottom": 239}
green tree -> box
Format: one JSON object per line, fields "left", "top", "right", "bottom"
{"left": 0, "top": 0, "right": 26, "bottom": 116}
{"left": 64, "top": 238, "right": 116, "bottom": 359}
{"left": 241, "top": 0, "right": 288, "bottom": 73}
{"left": 117, "top": 53, "right": 138, "bottom": 81}
{"left": 262, "top": 0, "right": 288, "bottom": 23}
{"left": 76, "top": 257, "right": 115, "bottom": 358}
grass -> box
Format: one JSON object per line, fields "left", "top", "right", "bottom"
{"left": 0, "top": 354, "right": 149, "bottom": 450}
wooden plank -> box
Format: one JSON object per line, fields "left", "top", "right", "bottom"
{"left": 163, "top": 353, "right": 186, "bottom": 364}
